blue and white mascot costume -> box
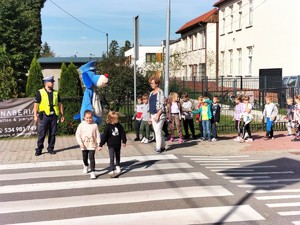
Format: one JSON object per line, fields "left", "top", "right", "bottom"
{"left": 74, "top": 60, "right": 108, "bottom": 124}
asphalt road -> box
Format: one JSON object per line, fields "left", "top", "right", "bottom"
{"left": 0, "top": 152, "right": 300, "bottom": 225}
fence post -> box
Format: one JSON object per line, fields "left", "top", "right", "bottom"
{"left": 201, "top": 78, "right": 204, "bottom": 96}
{"left": 193, "top": 75, "right": 196, "bottom": 99}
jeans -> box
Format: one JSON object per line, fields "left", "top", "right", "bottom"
{"left": 202, "top": 120, "right": 211, "bottom": 140}
{"left": 151, "top": 113, "right": 166, "bottom": 150}
{"left": 211, "top": 122, "right": 218, "bottom": 138}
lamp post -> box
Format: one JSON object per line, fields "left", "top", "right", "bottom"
{"left": 164, "top": 0, "right": 171, "bottom": 98}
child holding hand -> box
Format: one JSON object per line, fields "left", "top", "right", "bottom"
{"left": 75, "top": 110, "right": 100, "bottom": 179}
{"left": 99, "top": 111, "right": 127, "bottom": 178}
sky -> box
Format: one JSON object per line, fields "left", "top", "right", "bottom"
{"left": 41, "top": 0, "right": 216, "bottom": 57}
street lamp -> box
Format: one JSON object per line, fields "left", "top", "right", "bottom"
{"left": 164, "top": 0, "right": 171, "bottom": 98}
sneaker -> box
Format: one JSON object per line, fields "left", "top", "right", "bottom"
{"left": 178, "top": 138, "right": 184, "bottom": 143}
{"left": 212, "top": 138, "right": 217, "bottom": 142}
{"left": 82, "top": 165, "right": 89, "bottom": 173}
{"left": 90, "top": 172, "right": 96, "bottom": 179}
{"left": 291, "top": 138, "right": 300, "bottom": 142}
{"left": 134, "top": 137, "right": 140, "bottom": 141}
{"left": 108, "top": 171, "right": 115, "bottom": 178}
{"left": 233, "top": 137, "right": 240, "bottom": 142}
{"left": 239, "top": 138, "right": 245, "bottom": 143}
{"left": 155, "top": 148, "right": 161, "bottom": 154}
{"left": 143, "top": 138, "right": 149, "bottom": 144}
{"left": 169, "top": 137, "right": 174, "bottom": 142}
{"left": 115, "top": 166, "right": 121, "bottom": 174}
{"left": 192, "top": 135, "right": 197, "bottom": 139}
{"left": 202, "top": 138, "right": 206, "bottom": 141}
{"left": 245, "top": 138, "right": 253, "bottom": 142}
{"left": 141, "top": 137, "right": 146, "bottom": 143}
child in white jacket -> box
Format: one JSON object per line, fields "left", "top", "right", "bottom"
{"left": 75, "top": 110, "right": 100, "bottom": 179}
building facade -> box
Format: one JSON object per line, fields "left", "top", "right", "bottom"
{"left": 170, "top": 9, "right": 218, "bottom": 81}
{"left": 125, "top": 46, "right": 163, "bottom": 77}
{"left": 214, "top": 0, "right": 300, "bottom": 78}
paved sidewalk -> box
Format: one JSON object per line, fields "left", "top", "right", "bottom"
{"left": 0, "top": 131, "right": 299, "bottom": 164}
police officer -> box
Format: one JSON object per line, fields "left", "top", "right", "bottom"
{"left": 33, "top": 76, "right": 65, "bottom": 156}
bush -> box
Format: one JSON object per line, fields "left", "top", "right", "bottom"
{"left": 56, "top": 97, "right": 82, "bottom": 135}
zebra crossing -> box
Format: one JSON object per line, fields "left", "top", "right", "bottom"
{"left": 185, "top": 154, "right": 300, "bottom": 225}
{"left": 0, "top": 153, "right": 269, "bottom": 225}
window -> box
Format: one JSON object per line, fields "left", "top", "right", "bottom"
{"left": 146, "top": 53, "right": 156, "bottom": 62}
{"left": 183, "top": 65, "right": 187, "bottom": 78}
{"left": 193, "top": 34, "right": 197, "bottom": 50}
{"left": 247, "top": 46, "right": 253, "bottom": 75}
{"left": 249, "top": 0, "right": 253, "bottom": 26}
{"left": 230, "top": 5, "right": 234, "bottom": 32}
{"left": 238, "top": 1, "right": 242, "bottom": 29}
{"left": 237, "top": 48, "right": 242, "bottom": 74}
{"left": 220, "top": 51, "right": 225, "bottom": 75}
{"left": 222, "top": 9, "right": 226, "bottom": 34}
{"left": 229, "top": 49, "right": 233, "bottom": 74}
{"left": 201, "top": 31, "right": 205, "bottom": 48}
{"left": 193, "top": 64, "right": 198, "bottom": 78}
{"left": 199, "top": 63, "right": 206, "bottom": 79}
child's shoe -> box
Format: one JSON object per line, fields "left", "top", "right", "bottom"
{"left": 211, "top": 138, "right": 217, "bottom": 142}
{"left": 115, "top": 166, "right": 121, "bottom": 174}
{"left": 245, "top": 138, "right": 253, "bottom": 142}
{"left": 134, "top": 137, "right": 140, "bottom": 141}
{"left": 108, "top": 171, "right": 115, "bottom": 178}
{"left": 169, "top": 137, "right": 174, "bottom": 142}
{"left": 90, "top": 172, "right": 96, "bottom": 179}
{"left": 178, "top": 138, "right": 184, "bottom": 143}
{"left": 82, "top": 165, "right": 88, "bottom": 173}
{"left": 140, "top": 137, "right": 146, "bottom": 143}
{"left": 143, "top": 138, "right": 149, "bottom": 144}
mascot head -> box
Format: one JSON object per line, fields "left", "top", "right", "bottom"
{"left": 79, "top": 60, "right": 108, "bottom": 89}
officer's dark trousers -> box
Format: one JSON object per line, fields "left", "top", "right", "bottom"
{"left": 36, "top": 114, "right": 58, "bottom": 153}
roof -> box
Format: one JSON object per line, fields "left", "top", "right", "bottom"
{"left": 213, "top": 0, "right": 229, "bottom": 7}
{"left": 176, "top": 8, "right": 218, "bottom": 34}
{"left": 38, "top": 57, "right": 101, "bottom": 64}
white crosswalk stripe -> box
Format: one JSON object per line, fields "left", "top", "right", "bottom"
{"left": 0, "top": 154, "right": 266, "bottom": 225}
{"left": 185, "top": 154, "right": 300, "bottom": 224}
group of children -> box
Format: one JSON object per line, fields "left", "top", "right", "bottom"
{"left": 74, "top": 93, "right": 300, "bottom": 180}
{"left": 233, "top": 94, "right": 300, "bottom": 143}
{"left": 132, "top": 92, "right": 222, "bottom": 143}
{"left": 284, "top": 95, "right": 300, "bottom": 141}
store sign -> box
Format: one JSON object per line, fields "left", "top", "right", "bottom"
{"left": 0, "top": 98, "right": 37, "bottom": 138}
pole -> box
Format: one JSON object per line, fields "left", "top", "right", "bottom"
{"left": 134, "top": 16, "right": 139, "bottom": 110}
{"left": 106, "top": 33, "right": 108, "bottom": 55}
{"left": 164, "top": 0, "right": 171, "bottom": 98}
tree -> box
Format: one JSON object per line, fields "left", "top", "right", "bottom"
{"left": 98, "top": 40, "right": 149, "bottom": 111}
{"left": 0, "top": 0, "right": 46, "bottom": 97}
{"left": 26, "top": 55, "right": 43, "bottom": 97}
{"left": 40, "top": 42, "right": 55, "bottom": 57}
{"left": 0, "top": 45, "right": 16, "bottom": 101}
{"left": 119, "top": 40, "right": 132, "bottom": 57}
{"left": 59, "top": 62, "right": 82, "bottom": 97}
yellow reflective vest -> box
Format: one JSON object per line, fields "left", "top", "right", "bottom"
{"left": 38, "top": 89, "right": 59, "bottom": 116}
